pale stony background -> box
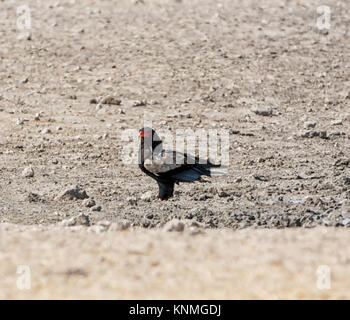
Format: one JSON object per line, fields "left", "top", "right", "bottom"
{"left": 0, "top": 0, "right": 349, "bottom": 299}
{"left": 2, "top": 224, "right": 350, "bottom": 299}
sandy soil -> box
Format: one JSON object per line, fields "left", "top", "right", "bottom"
{"left": 1, "top": 224, "right": 350, "bottom": 299}
{"left": 0, "top": 0, "right": 349, "bottom": 299}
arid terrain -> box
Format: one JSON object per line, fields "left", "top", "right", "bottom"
{"left": 0, "top": 0, "right": 349, "bottom": 299}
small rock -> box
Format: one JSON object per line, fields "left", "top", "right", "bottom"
{"left": 342, "top": 201, "right": 350, "bottom": 218}
{"left": 95, "top": 103, "right": 103, "bottom": 111}
{"left": 322, "top": 218, "right": 329, "bottom": 226}
{"left": 58, "top": 185, "right": 89, "bottom": 200}
{"left": 318, "top": 131, "right": 328, "bottom": 139}
{"left": 42, "top": 128, "right": 52, "bottom": 134}
{"left": 75, "top": 213, "right": 90, "bottom": 226}
{"left": 97, "top": 220, "right": 111, "bottom": 228}
{"left": 328, "top": 131, "right": 345, "bottom": 138}
{"left": 140, "top": 191, "right": 154, "bottom": 202}
{"left": 132, "top": 100, "right": 147, "bottom": 107}
{"left": 60, "top": 213, "right": 90, "bottom": 227}
{"left": 343, "top": 177, "right": 350, "bottom": 185}
{"left": 127, "top": 197, "right": 137, "bottom": 205}
{"left": 141, "top": 218, "right": 151, "bottom": 228}
{"left": 253, "top": 174, "right": 269, "bottom": 182}
{"left": 304, "top": 121, "right": 317, "bottom": 129}
{"left": 184, "top": 220, "right": 205, "bottom": 228}
{"left": 87, "top": 225, "right": 106, "bottom": 233}
{"left": 198, "top": 194, "right": 208, "bottom": 201}
{"left": 300, "top": 130, "right": 328, "bottom": 139}
{"left": 100, "top": 95, "right": 121, "bottom": 105}
{"left": 334, "top": 158, "right": 350, "bottom": 167}
{"left": 68, "top": 226, "right": 85, "bottom": 232}
{"left": 342, "top": 218, "right": 350, "bottom": 227}
{"left": 109, "top": 220, "right": 131, "bottom": 231}
{"left": 145, "top": 213, "right": 154, "bottom": 219}
{"left": 82, "top": 198, "right": 96, "bottom": 208}
{"left": 331, "top": 120, "right": 343, "bottom": 126}
{"left": 91, "top": 205, "right": 102, "bottom": 212}
{"left": 187, "top": 226, "right": 205, "bottom": 236}
{"left": 60, "top": 217, "right": 76, "bottom": 227}
{"left": 26, "top": 192, "right": 42, "bottom": 202}
{"left": 22, "top": 167, "right": 34, "bottom": 178}
{"left": 218, "top": 190, "right": 230, "bottom": 197}
{"left": 17, "top": 31, "right": 32, "bottom": 41}
{"left": 163, "top": 219, "right": 185, "bottom": 232}
{"left": 16, "top": 118, "right": 24, "bottom": 125}
{"left": 251, "top": 106, "right": 273, "bottom": 116}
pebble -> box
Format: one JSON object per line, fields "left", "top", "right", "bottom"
{"left": 87, "top": 225, "right": 107, "bottom": 233}
{"left": 17, "top": 31, "right": 32, "bottom": 41}
{"left": 342, "top": 219, "right": 350, "bottom": 227}
{"left": 132, "top": 100, "right": 147, "bottom": 107}
{"left": 22, "top": 167, "right": 34, "bottom": 178}
{"left": 58, "top": 185, "right": 89, "bottom": 200}
{"left": 342, "top": 201, "right": 350, "bottom": 218}
{"left": 251, "top": 106, "right": 273, "bottom": 116}
{"left": 331, "top": 120, "right": 343, "bottom": 126}
{"left": 140, "top": 192, "right": 153, "bottom": 202}
{"left": 145, "top": 213, "right": 154, "bottom": 219}
{"left": 97, "top": 220, "right": 111, "bottom": 228}
{"left": 304, "top": 121, "right": 317, "bottom": 129}
{"left": 187, "top": 226, "right": 205, "bottom": 236}
{"left": 91, "top": 205, "right": 102, "bottom": 212}
{"left": 127, "top": 197, "right": 137, "bottom": 205}
{"left": 60, "top": 217, "right": 76, "bottom": 227}
{"left": 163, "top": 219, "right": 185, "bottom": 232}
{"left": 42, "top": 128, "right": 52, "bottom": 134}
{"left": 82, "top": 198, "right": 96, "bottom": 208}
{"left": 218, "top": 190, "right": 230, "bottom": 197}
{"left": 300, "top": 130, "right": 328, "bottom": 139}
{"left": 60, "top": 213, "right": 90, "bottom": 227}
{"left": 109, "top": 220, "right": 131, "bottom": 231}
{"left": 16, "top": 118, "right": 24, "bottom": 125}
{"left": 198, "top": 194, "right": 208, "bottom": 201}
{"left": 99, "top": 95, "right": 121, "bottom": 105}
{"left": 328, "top": 131, "right": 345, "bottom": 138}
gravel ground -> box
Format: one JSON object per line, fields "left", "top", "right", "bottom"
{"left": 0, "top": 0, "right": 349, "bottom": 299}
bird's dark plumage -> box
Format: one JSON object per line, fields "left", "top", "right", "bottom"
{"left": 138, "top": 127, "right": 221, "bottom": 200}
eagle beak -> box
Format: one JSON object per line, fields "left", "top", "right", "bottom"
{"left": 139, "top": 131, "right": 150, "bottom": 138}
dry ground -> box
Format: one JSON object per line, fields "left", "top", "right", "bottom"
{"left": 0, "top": 0, "right": 349, "bottom": 299}
{"left": 1, "top": 224, "right": 350, "bottom": 299}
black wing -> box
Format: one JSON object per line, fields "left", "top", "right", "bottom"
{"left": 154, "top": 151, "right": 220, "bottom": 182}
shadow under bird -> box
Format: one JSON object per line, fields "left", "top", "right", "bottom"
{"left": 138, "top": 127, "right": 222, "bottom": 201}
